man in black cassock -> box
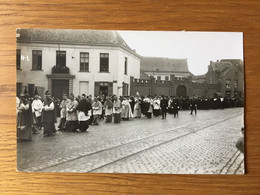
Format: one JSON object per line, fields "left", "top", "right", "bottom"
{"left": 42, "top": 91, "right": 56, "bottom": 136}
{"left": 160, "top": 95, "right": 168, "bottom": 119}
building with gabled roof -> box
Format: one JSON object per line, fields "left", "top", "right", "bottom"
{"left": 140, "top": 57, "right": 191, "bottom": 81}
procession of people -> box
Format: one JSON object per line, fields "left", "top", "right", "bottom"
{"left": 16, "top": 90, "right": 244, "bottom": 141}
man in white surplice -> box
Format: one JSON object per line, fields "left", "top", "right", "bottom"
{"left": 32, "top": 94, "right": 43, "bottom": 129}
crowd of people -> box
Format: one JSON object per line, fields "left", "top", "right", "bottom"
{"left": 16, "top": 91, "right": 244, "bottom": 142}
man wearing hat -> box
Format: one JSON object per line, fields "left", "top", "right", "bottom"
{"left": 42, "top": 91, "right": 56, "bottom": 136}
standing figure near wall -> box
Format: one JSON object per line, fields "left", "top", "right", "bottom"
{"left": 17, "top": 94, "right": 33, "bottom": 141}
{"left": 104, "top": 96, "right": 113, "bottom": 123}
{"left": 42, "top": 91, "right": 56, "bottom": 137}
{"left": 92, "top": 97, "right": 102, "bottom": 125}
{"left": 113, "top": 96, "right": 122, "bottom": 123}
{"left": 58, "top": 93, "right": 71, "bottom": 131}
{"left": 65, "top": 93, "right": 79, "bottom": 132}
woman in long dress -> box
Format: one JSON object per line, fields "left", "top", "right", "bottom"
{"left": 17, "top": 94, "right": 33, "bottom": 141}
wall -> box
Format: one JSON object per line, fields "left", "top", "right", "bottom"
{"left": 130, "top": 77, "right": 220, "bottom": 97}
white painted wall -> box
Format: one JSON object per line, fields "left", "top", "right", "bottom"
{"left": 17, "top": 43, "right": 141, "bottom": 97}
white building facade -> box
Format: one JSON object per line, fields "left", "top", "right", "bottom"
{"left": 16, "top": 29, "right": 141, "bottom": 99}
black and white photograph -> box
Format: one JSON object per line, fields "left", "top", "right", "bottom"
{"left": 16, "top": 29, "right": 244, "bottom": 174}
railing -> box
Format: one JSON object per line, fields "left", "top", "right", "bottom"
{"left": 52, "top": 65, "right": 70, "bottom": 74}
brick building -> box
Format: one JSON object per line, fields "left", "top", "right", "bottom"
{"left": 131, "top": 59, "right": 244, "bottom": 98}
{"left": 205, "top": 59, "right": 244, "bottom": 97}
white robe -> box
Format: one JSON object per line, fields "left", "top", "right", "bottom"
{"left": 32, "top": 99, "right": 43, "bottom": 117}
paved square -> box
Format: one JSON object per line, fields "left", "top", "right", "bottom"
{"left": 17, "top": 108, "right": 244, "bottom": 174}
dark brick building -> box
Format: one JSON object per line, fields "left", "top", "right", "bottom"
{"left": 131, "top": 58, "right": 244, "bottom": 98}
{"left": 205, "top": 59, "right": 244, "bottom": 98}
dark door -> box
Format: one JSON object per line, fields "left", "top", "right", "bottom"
{"left": 176, "top": 85, "right": 187, "bottom": 97}
{"left": 52, "top": 79, "right": 69, "bottom": 99}
{"left": 28, "top": 84, "right": 35, "bottom": 97}
{"left": 16, "top": 83, "right": 22, "bottom": 97}
{"left": 99, "top": 86, "right": 108, "bottom": 97}
{"left": 123, "top": 83, "right": 128, "bottom": 96}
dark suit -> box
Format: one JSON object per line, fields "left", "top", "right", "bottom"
{"left": 160, "top": 98, "right": 168, "bottom": 119}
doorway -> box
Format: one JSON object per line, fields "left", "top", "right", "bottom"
{"left": 52, "top": 79, "right": 69, "bottom": 99}
{"left": 176, "top": 85, "right": 187, "bottom": 97}
{"left": 99, "top": 86, "right": 108, "bottom": 97}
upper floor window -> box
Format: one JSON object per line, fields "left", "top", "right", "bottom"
{"left": 157, "top": 76, "right": 161, "bottom": 80}
{"left": 56, "top": 51, "right": 66, "bottom": 67}
{"left": 226, "top": 79, "right": 231, "bottom": 89}
{"left": 124, "top": 57, "right": 128, "bottom": 75}
{"left": 165, "top": 76, "right": 169, "bottom": 81}
{"left": 32, "top": 50, "right": 42, "bottom": 70}
{"left": 100, "top": 53, "right": 109, "bottom": 72}
{"left": 80, "top": 52, "right": 89, "bottom": 72}
{"left": 16, "top": 49, "right": 21, "bottom": 70}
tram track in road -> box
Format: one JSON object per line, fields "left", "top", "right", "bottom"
{"left": 88, "top": 113, "right": 243, "bottom": 173}
{"left": 32, "top": 113, "right": 243, "bottom": 172}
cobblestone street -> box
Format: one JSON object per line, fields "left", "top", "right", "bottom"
{"left": 17, "top": 108, "right": 244, "bottom": 174}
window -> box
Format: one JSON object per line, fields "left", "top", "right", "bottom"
{"left": 56, "top": 51, "right": 66, "bottom": 67}
{"left": 32, "top": 50, "right": 42, "bottom": 70}
{"left": 16, "top": 49, "right": 21, "bottom": 69}
{"left": 124, "top": 57, "right": 128, "bottom": 75}
{"left": 80, "top": 52, "right": 89, "bottom": 71}
{"left": 100, "top": 53, "right": 109, "bottom": 72}
{"left": 157, "top": 76, "right": 161, "bottom": 80}
{"left": 165, "top": 76, "right": 169, "bottom": 81}
{"left": 226, "top": 79, "right": 231, "bottom": 88}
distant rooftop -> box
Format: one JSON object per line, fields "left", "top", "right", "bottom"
{"left": 210, "top": 59, "right": 243, "bottom": 72}
{"left": 16, "top": 29, "right": 139, "bottom": 57}
{"left": 140, "top": 57, "right": 189, "bottom": 73}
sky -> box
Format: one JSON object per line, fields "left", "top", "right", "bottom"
{"left": 118, "top": 31, "right": 243, "bottom": 75}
